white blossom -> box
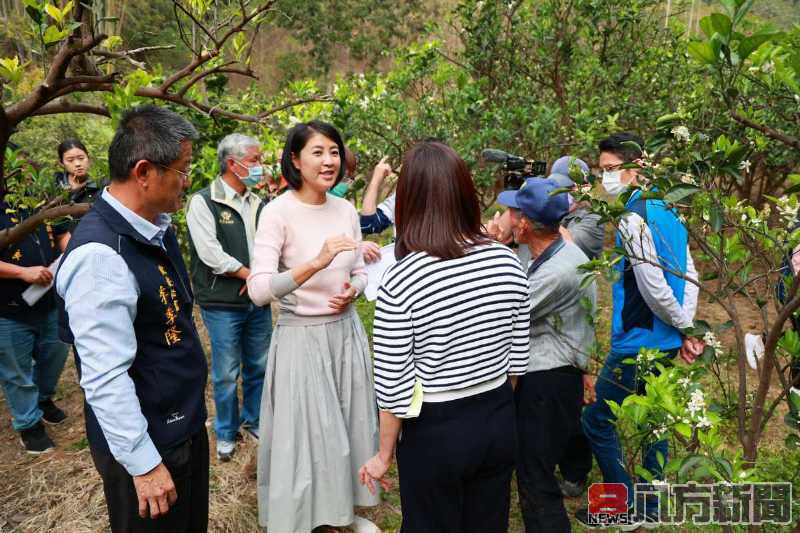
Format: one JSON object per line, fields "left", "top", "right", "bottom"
{"left": 680, "top": 174, "right": 697, "bottom": 185}
{"left": 761, "top": 61, "right": 775, "bottom": 74}
{"left": 703, "top": 331, "right": 723, "bottom": 358}
{"left": 688, "top": 389, "right": 706, "bottom": 417}
{"left": 677, "top": 377, "right": 691, "bottom": 388}
{"left": 696, "top": 415, "right": 712, "bottom": 429}
{"left": 739, "top": 160, "right": 752, "bottom": 174}
{"left": 671, "top": 125, "right": 691, "bottom": 142}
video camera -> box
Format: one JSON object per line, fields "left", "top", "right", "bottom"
{"left": 481, "top": 148, "right": 547, "bottom": 190}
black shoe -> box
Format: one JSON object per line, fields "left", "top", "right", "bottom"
{"left": 39, "top": 399, "right": 67, "bottom": 425}
{"left": 20, "top": 422, "right": 55, "bottom": 455}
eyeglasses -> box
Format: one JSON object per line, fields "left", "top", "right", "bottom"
{"left": 599, "top": 162, "right": 626, "bottom": 173}
{"left": 156, "top": 162, "right": 193, "bottom": 180}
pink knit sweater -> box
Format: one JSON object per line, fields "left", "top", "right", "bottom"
{"left": 247, "top": 191, "right": 367, "bottom": 316}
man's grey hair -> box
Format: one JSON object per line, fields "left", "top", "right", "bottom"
{"left": 523, "top": 213, "right": 560, "bottom": 235}
{"left": 217, "top": 133, "right": 261, "bottom": 173}
{"left": 108, "top": 104, "right": 198, "bottom": 182}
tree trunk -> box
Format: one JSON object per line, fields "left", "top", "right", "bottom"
{"left": 664, "top": 0, "right": 672, "bottom": 28}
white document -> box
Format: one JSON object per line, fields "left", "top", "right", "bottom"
{"left": 21, "top": 254, "right": 63, "bottom": 307}
{"left": 364, "top": 243, "right": 396, "bottom": 302}
{"left": 744, "top": 332, "right": 765, "bottom": 370}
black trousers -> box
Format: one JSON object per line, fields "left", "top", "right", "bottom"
{"left": 90, "top": 428, "right": 209, "bottom": 533}
{"left": 557, "top": 421, "right": 593, "bottom": 484}
{"left": 396, "top": 381, "right": 516, "bottom": 533}
{"left": 515, "top": 367, "right": 584, "bottom": 533}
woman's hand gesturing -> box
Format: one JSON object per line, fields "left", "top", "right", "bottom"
{"left": 314, "top": 234, "right": 357, "bottom": 270}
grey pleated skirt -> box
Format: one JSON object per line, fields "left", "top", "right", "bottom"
{"left": 256, "top": 308, "right": 381, "bottom": 532}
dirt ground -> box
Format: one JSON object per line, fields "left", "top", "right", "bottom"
{"left": 0, "top": 283, "right": 793, "bottom": 532}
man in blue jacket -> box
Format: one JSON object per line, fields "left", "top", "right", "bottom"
{"left": 576, "top": 132, "right": 703, "bottom": 529}
{"left": 57, "top": 105, "right": 208, "bottom": 532}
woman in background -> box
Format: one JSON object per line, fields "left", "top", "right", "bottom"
{"left": 359, "top": 141, "right": 532, "bottom": 533}
{"left": 56, "top": 139, "right": 100, "bottom": 204}
{"left": 247, "top": 120, "right": 380, "bottom": 533}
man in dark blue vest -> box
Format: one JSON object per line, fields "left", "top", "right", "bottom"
{"left": 576, "top": 132, "right": 704, "bottom": 529}
{"left": 186, "top": 133, "right": 271, "bottom": 461}
{"left": 56, "top": 105, "right": 208, "bottom": 532}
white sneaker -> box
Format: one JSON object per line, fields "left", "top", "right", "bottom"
{"left": 216, "top": 439, "right": 235, "bottom": 462}
{"left": 351, "top": 516, "right": 381, "bottom": 533}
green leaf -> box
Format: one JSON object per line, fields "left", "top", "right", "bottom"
{"left": 24, "top": 4, "right": 43, "bottom": 25}
{"left": 699, "top": 16, "right": 715, "bottom": 39}
{"left": 635, "top": 465, "right": 654, "bottom": 482}
{"left": 720, "top": 0, "right": 737, "bottom": 17}
{"left": 656, "top": 112, "right": 683, "bottom": 125}
{"left": 738, "top": 33, "right": 782, "bottom": 62}
{"left": 44, "top": 2, "right": 63, "bottom": 24}
{"left": 687, "top": 41, "right": 718, "bottom": 65}
{"left": 709, "top": 13, "right": 732, "bottom": 40}
{"left": 786, "top": 433, "right": 800, "bottom": 449}
{"left": 675, "top": 422, "right": 692, "bottom": 438}
{"left": 790, "top": 392, "right": 800, "bottom": 416}
{"left": 43, "top": 25, "right": 68, "bottom": 45}
{"left": 733, "top": 0, "right": 754, "bottom": 28}
{"left": 579, "top": 272, "right": 596, "bottom": 290}
{"left": 664, "top": 184, "right": 701, "bottom": 204}
{"left": 679, "top": 455, "right": 705, "bottom": 478}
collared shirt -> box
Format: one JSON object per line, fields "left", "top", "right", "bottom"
{"left": 56, "top": 188, "right": 170, "bottom": 476}
{"left": 185, "top": 177, "right": 261, "bottom": 275}
{"left": 618, "top": 212, "right": 698, "bottom": 330}
{"left": 525, "top": 239, "right": 597, "bottom": 373}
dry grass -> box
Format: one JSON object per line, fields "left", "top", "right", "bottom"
{"left": 0, "top": 286, "right": 795, "bottom": 532}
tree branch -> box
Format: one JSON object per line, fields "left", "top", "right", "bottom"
{"left": 6, "top": 32, "right": 107, "bottom": 124}
{"left": 177, "top": 62, "right": 256, "bottom": 98}
{"left": 160, "top": 50, "right": 216, "bottom": 92}
{"left": 731, "top": 111, "right": 800, "bottom": 151}
{"left": 0, "top": 203, "right": 90, "bottom": 250}
{"left": 173, "top": 1, "right": 220, "bottom": 48}
{"left": 91, "top": 45, "right": 176, "bottom": 70}
{"left": 30, "top": 101, "right": 111, "bottom": 118}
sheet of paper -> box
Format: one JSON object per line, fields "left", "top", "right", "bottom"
{"left": 363, "top": 243, "right": 396, "bottom": 302}
{"left": 21, "top": 254, "right": 62, "bottom": 307}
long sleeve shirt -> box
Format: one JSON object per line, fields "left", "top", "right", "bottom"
{"left": 618, "top": 212, "right": 699, "bottom": 330}
{"left": 373, "top": 242, "right": 531, "bottom": 417}
{"left": 185, "top": 178, "right": 262, "bottom": 275}
{"left": 526, "top": 240, "right": 597, "bottom": 373}
{"left": 360, "top": 193, "right": 396, "bottom": 236}
{"left": 247, "top": 191, "right": 367, "bottom": 315}
{"left": 55, "top": 189, "right": 168, "bottom": 476}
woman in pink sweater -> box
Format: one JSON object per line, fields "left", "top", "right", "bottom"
{"left": 247, "top": 121, "right": 380, "bottom": 533}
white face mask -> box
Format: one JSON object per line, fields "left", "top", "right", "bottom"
{"left": 602, "top": 169, "right": 627, "bottom": 196}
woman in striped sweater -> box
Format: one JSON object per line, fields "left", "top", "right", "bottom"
{"left": 358, "top": 141, "right": 531, "bottom": 532}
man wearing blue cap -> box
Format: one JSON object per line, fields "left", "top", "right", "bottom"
{"left": 497, "top": 177, "right": 597, "bottom": 533}
{"left": 487, "top": 156, "right": 605, "bottom": 267}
